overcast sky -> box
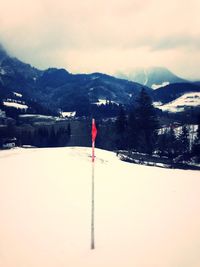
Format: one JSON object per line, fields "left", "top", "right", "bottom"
{"left": 0, "top": 0, "right": 199, "bottom": 80}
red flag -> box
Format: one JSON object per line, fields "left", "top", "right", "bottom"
{"left": 92, "top": 118, "right": 97, "bottom": 142}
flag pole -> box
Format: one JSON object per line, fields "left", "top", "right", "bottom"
{"left": 91, "top": 118, "right": 97, "bottom": 250}
{"left": 91, "top": 153, "right": 95, "bottom": 249}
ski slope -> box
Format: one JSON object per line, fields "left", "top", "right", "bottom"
{"left": 0, "top": 147, "right": 200, "bottom": 267}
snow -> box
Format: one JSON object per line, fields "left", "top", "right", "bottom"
{"left": 153, "top": 101, "right": 163, "bottom": 107}
{"left": 0, "top": 67, "right": 6, "bottom": 75}
{"left": 0, "top": 146, "right": 200, "bottom": 267}
{"left": 152, "top": 81, "right": 170, "bottom": 90}
{"left": 157, "top": 92, "right": 200, "bottom": 112}
{"left": 159, "top": 124, "right": 198, "bottom": 136}
{"left": 93, "top": 99, "right": 108, "bottom": 105}
{"left": 143, "top": 68, "right": 148, "bottom": 85}
{"left": 20, "top": 114, "right": 53, "bottom": 119}
{"left": 60, "top": 111, "right": 76, "bottom": 118}
{"left": 0, "top": 109, "right": 6, "bottom": 118}
{"left": 159, "top": 124, "right": 198, "bottom": 147}
{"left": 91, "top": 75, "right": 100, "bottom": 80}
{"left": 19, "top": 114, "right": 71, "bottom": 122}
{"left": 174, "top": 125, "right": 198, "bottom": 140}
{"left": 13, "top": 92, "right": 23, "bottom": 98}
{"left": 93, "top": 99, "right": 118, "bottom": 106}
{"left": 3, "top": 101, "right": 28, "bottom": 110}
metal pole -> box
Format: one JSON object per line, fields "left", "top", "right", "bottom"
{"left": 92, "top": 140, "right": 95, "bottom": 162}
{"left": 91, "top": 159, "right": 95, "bottom": 249}
{"left": 91, "top": 118, "right": 97, "bottom": 250}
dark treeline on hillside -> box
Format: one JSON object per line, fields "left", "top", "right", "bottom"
{"left": 61, "top": 97, "right": 121, "bottom": 118}
{"left": 0, "top": 98, "right": 122, "bottom": 119}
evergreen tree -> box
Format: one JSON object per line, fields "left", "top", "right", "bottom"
{"left": 56, "top": 126, "right": 71, "bottom": 147}
{"left": 129, "top": 88, "right": 159, "bottom": 154}
{"left": 115, "top": 106, "right": 127, "bottom": 149}
{"left": 67, "top": 123, "right": 71, "bottom": 139}
{"left": 192, "top": 114, "right": 200, "bottom": 162}
{"left": 177, "top": 125, "right": 190, "bottom": 158}
{"left": 127, "top": 109, "right": 138, "bottom": 150}
{"left": 20, "top": 129, "right": 33, "bottom": 146}
{"left": 37, "top": 127, "right": 49, "bottom": 147}
{"left": 166, "top": 127, "right": 178, "bottom": 159}
{"left": 49, "top": 126, "right": 57, "bottom": 147}
{"left": 157, "top": 129, "right": 169, "bottom": 156}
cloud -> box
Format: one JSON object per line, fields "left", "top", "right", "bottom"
{"left": 0, "top": 0, "right": 200, "bottom": 79}
{"left": 150, "top": 35, "right": 200, "bottom": 51}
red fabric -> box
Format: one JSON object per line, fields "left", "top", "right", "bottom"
{"left": 92, "top": 119, "right": 97, "bottom": 142}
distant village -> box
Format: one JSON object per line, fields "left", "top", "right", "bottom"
{"left": 0, "top": 106, "right": 77, "bottom": 149}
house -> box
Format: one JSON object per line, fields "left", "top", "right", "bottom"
{"left": 60, "top": 111, "right": 76, "bottom": 118}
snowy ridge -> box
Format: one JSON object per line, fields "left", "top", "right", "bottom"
{"left": 0, "top": 147, "right": 200, "bottom": 267}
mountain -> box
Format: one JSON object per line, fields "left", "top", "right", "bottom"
{"left": 115, "top": 67, "right": 188, "bottom": 89}
{"left": 0, "top": 45, "right": 41, "bottom": 90}
{"left": 35, "top": 70, "right": 151, "bottom": 111}
{"left": 152, "top": 83, "right": 200, "bottom": 104}
{"left": 0, "top": 45, "right": 42, "bottom": 101}
{"left": 1, "top": 44, "right": 199, "bottom": 117}
{"left": 0, "top": 45, "right": 150, "bottom": 116}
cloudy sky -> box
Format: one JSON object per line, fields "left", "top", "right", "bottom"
{"left": 0, "top": 0, "right": 199, "bottom": 80}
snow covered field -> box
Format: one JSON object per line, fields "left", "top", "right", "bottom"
{"left": 0, "top": 147, "right": 200, "bottom": 267}
{"left": 3, "top": 101, "right": 28, "bottom": 110}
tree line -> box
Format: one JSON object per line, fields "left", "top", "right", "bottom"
{"left": 0, "top": 124, "right": 71, "bottom": 148}
{"left": 114, "top": 88, "right": 200, "bottom": 163}
{"left": 1, "top": 88, "right": 200, "bottom": 164}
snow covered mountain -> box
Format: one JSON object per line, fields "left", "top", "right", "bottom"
{"left": 1, "top": 43, "right": 200, "bottom": 117}
{"left": 115, "top": 67, "right": 188, "bottom": 89}
{"left": 0, "top": 146, "right": 200, "bottom": 267}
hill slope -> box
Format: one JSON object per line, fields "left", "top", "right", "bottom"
{"left": 153, "top": 83, "right": 200, "bottom": 104}
{"left": 0, "top": 147, "right": 200, "bottom": 267}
